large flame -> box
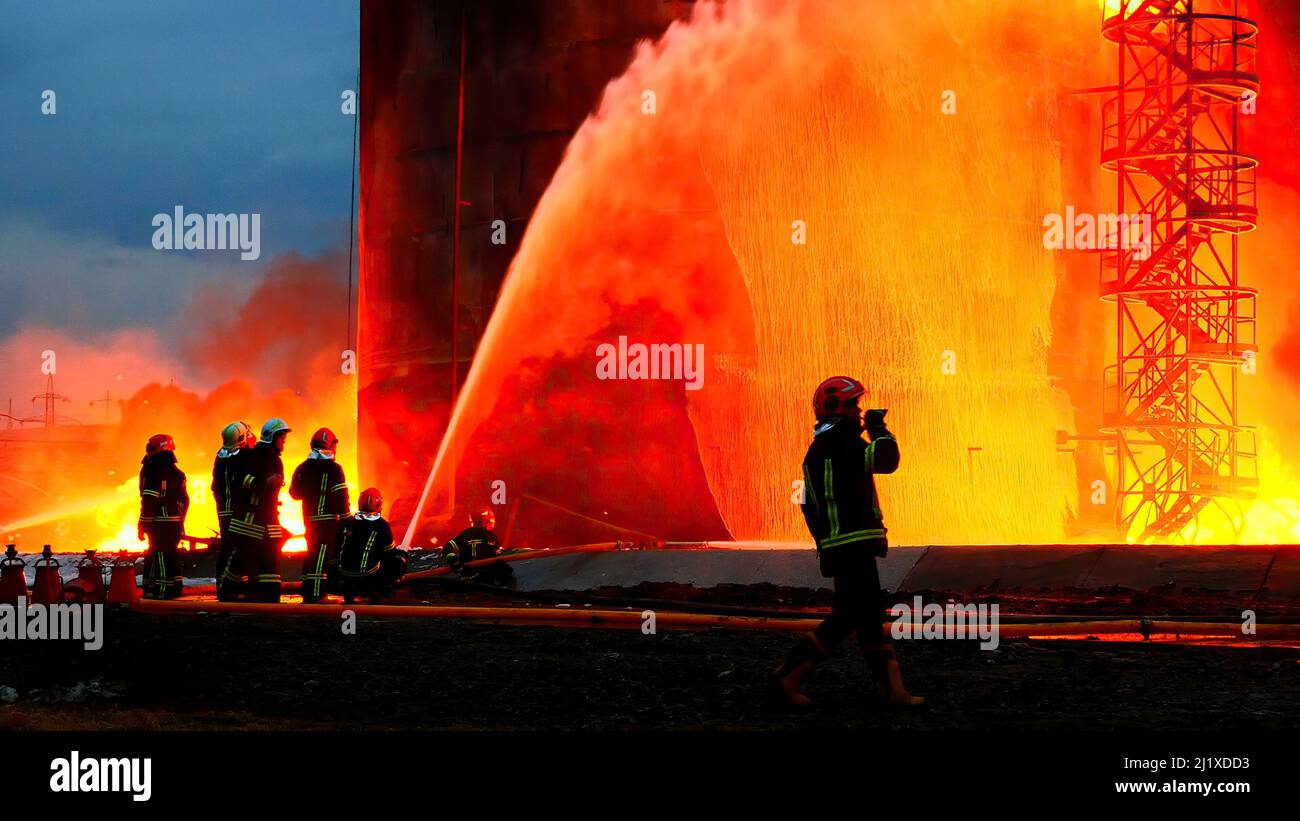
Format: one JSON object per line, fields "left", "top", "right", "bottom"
{"left": 407, "top": 0, "right": 1101, "bottom": 546}
{"left": 88, "top": 382, "right": 358, "bottom": 556}
{"left": 0, "top": 248, "right": 360, "bottom": 556}
{"left": 10, "top": 0, "right": 1300, "bottom": 552}
{"left": 404, "top": 0, "right": 1300, "bottom": 547}
{"left": 3, "top": 376, "right": 357, "bottom": 556}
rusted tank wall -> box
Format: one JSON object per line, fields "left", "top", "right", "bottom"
{"left": 359, "top": 0, "right": 701, "bottom": 531}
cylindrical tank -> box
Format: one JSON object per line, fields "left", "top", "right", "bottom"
{"left": 359, "top": 0, "right": 710, "bottom": 541}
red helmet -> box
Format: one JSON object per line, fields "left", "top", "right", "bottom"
{"left": 813, "top": 376, "right": 865, "bottom": 419}
{"left": 145, "top": 434, "right": 176, "bottom": 457}
{"left": 359, "top": 487, "right": 383, "bottom": 514}
{"left": 311, "top": 427, "right": 339, "bottom": 454}
{"left": 471, "top": 506, "right": 496, "bottom": 529}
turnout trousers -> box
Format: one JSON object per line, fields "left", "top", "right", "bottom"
{"left": 143, "top": 521, "right": 184, "bottom": 600}
{"left": 300, "top": 519, "right": 341, "bottom": 603}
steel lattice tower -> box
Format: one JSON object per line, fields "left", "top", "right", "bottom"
{"left": 1100, "top": 0, "right": 1259, "bottom": 541}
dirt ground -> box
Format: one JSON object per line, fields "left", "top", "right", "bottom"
{"left": 2, "top": 607, "right": 1298, "bottom": 731}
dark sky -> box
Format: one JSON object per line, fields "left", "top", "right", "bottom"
{"left": 0, "top": 0, "right": 359, "bottom": 338}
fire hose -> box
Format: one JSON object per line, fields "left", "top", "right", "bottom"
{"left": 116, "top": 540, "right": 1300, "bottom": 638}
{"left": 400, "top": 541, "right": 626, "bottom": 581}
{"left": 127, "top": 598, "right": 1300, "bottom": 640}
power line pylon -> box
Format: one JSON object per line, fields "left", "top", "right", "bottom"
{"left": 31, "top": 375, "right": 70, "bottom": 429}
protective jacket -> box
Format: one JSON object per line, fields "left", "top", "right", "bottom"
{"left": 139, "top": 451, "right": 190, "bottom": 528}
{"left": 800, "top": 418, "right": 899, "bottom": 556}
{"left": 338, "top": 514, "right": 398, "bottom": 578}
{"left": 289, "top": 455, "right": 349, "bottom": 523}
{"left": 212, "top": 448, "right": 250, "bottom": 523}
{"left": 442, "top": 526, "right": 501, "bottom": 571}
{"left": 229, "top": 441, "right": 285, "bottom": 541}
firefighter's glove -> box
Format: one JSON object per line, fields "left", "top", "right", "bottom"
{"left": 865, "top": 408, "right": 890, "bottom": 438}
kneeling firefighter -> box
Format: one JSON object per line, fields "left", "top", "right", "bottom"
{"left": 288, "top": 427, "right": 350, "bottom": 603}
{"left": 443, "top": 506, "right": 512, "bottom": 586}
{"left": 770, "top": 376, "right": 923, "bottom": 709}
{"left": 336, "top": 488, "right": 408, "bottom": 602}
{"left": 137, "top": 434, "right": 189, "bottom": 599}
{"left": 212, "top": 421, "right": 255, "bottom": 600}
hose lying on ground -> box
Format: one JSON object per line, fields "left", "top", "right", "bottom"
{"left": 127, "top": 598, "right": 1300, "bottom": 640}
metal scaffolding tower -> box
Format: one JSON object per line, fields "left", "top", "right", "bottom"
{"left": 1100, "top": 0, "right": 1259, "bottom": 541}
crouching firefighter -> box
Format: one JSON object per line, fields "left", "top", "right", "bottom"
{"left": 337, "top": 488, "right": 408, "bottom": 602}
{"left": 289, "top": 427, "right": 350, "bottom": 603}
{"left": 443, "top": 506, "right": 513, "bottom": 586}
{"left": 212, "top": 421, "right": 255, "bottom": 600}
{"left": 137, "top": 434, "right": 189, "bottom": 599}
{"left": 770, "top": 376, "right": 923, "bottom": 710}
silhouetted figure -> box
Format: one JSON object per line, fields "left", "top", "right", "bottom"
{"left": 289, "top": 427, "right": 350, "bottom": 603}
{"left": 770, "top": 376, "right": 922, "bottom": 709}
{"left": 213, "top": 421, "right": 256, "bottom": 600}
{"left": 443, "top": 506, "right": 513, "bottom": 587}
{"left": 138, "top": 434, "right": 188, "bottom": 599}
{"left": 337, "top": 487, "right": 408, "bottom": 603}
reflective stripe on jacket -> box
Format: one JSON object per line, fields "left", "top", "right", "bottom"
{"left": 800, "top": 421, "right": 899, "bottom": 553}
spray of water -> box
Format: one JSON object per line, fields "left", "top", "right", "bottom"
{"left": 402, "top": 0, "right": 1119, "bottom": 547}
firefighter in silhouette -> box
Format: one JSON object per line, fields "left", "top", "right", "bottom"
{"left": 227, "top": 419, "right": 291, "bottom": 603}
{"left": 443, "top": 506, "right": 513, "bottom": 586}
{"left": 137, "top": 434, "right": 189, "bottom": 599}
{"left": 212, "top": 421, "right": 255, "bottom": 600}
{"left": 337, "top": 487, "right": 408, "bottom": 602}
{"left": 288, "top": 427, "right": 350, "bottom": 603}
{"left": 770, "top": 376, "right": 923, "bottom": 710}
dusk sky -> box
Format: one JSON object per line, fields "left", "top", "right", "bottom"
{"left": 0, "top": 0, "right": 358, "bottom": 416}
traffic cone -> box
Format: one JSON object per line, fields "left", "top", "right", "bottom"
{"left": 65, "top": 549, "right": 107, "bottom": 604}
{"left": 30, "top": 545, "right": 62, "bottom": 605}
{"left": 0, "top": 544, "right": 28, "bottom": 606}
{"left": 107, "top": 551, "right": 140, "bottom": 605}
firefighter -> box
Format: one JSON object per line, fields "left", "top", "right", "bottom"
{"left": 770, "top": 376, "right": 923, "bottom": 710}
{"left": 443, "top": 506, "right": 513, "bottom": 586}
{"left": 137, "top": 434, "right": 189, "bottom": 599}
{"left": 212, "top": 421, "right": 255, "bottom": 600}
{"left": 337, "top": 487, "right": 408, "bottom": 602}
{"left": 251, "top": 418, "right": 291, "bottom": 602}
{"left": 227, "top": 418, "right": 291, "bottom": 603}
{"left": 288, "top": 427, "right": 350, "bottom": 603}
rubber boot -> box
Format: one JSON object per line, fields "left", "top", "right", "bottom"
{"left": 864, "top": 642, "right": 924, "bottom": 707}
{"left": 769, "top": 632, "right": 830, "bottom": 710}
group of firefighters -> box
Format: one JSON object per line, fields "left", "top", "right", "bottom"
{"left": 136, "top": 373, "right": 920, "bottom": 712}
{"left": 136, "top": 419, "right": 508, "bottom": 604}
